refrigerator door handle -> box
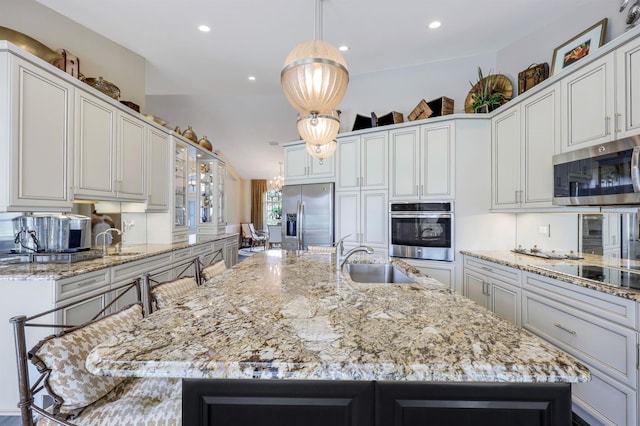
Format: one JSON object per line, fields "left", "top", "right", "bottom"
{"left": 298, "top": 201, "right": 305, "bottom": 250}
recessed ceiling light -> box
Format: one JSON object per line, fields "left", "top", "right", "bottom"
{"left": 338, "top": 45, "right": 349, "bottom": 52}
{"left": 248, "top": 76, "right": 256, "bottom": 81}
{"left": 428, "top": 21, "right": 441, "bottom": 29}
{"left": 198, "top": 25, "right": 211, "bottom": 32}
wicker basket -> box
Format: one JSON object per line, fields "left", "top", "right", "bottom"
{"left": 377, "top": 111, "right": 404, "bottom": 127}
{"left": 82, "top": 76, "right": 120, "bottom": 100}
{"left": 408, "top": 99, "right": 433, "bottom": 121}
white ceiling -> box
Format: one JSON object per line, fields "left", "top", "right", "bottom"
{"left": 36, "top": 0, "right": 592, "bottom": 179}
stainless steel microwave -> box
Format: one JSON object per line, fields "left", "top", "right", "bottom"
{"left": 553, "top": 136, "right": 640, "bottom": 206}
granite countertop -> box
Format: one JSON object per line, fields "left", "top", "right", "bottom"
{"left": 461, "top": 250, "right": 640, "bottom": 301}
{"left": 86, "top": 250, "right": 590, "bottom": 384}
{"left": 0, "top": 233, "right": 238, "bottom": 281}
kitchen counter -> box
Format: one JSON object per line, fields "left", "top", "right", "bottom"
{"left": 86, "top": 250, "right": 589, "bottom": 383}
{"left": 0, "top": 233, "right": 238, "bottom": 281}
{"left": 460, "top": 250, "right": 640, "bottom": 301}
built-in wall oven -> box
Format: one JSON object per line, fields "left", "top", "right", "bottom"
{"left": 389, "top": 202, "right": 454, "bottom": 261}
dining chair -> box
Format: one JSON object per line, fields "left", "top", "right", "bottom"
{"left": 248, "top": 223, "right": 267, "bottom": 251}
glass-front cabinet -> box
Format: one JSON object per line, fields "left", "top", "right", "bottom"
{"left": 217, "top": 161, "right": 226, "bottom": 230}
{"left": 199, "top": 156, "right": 216, "bottom": 230}
{"left": 173, "top": 141, "right": 189, "bottom": 241}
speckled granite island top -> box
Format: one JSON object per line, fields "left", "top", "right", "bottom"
{"left": 87, "top": 250, "right": 590, "bottom": 383}
{"left": 461, "top": 249, "right": 640, "bottom": 301}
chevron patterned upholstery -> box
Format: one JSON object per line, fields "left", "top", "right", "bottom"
{"left": 29, "top": 304, "right": 143, "bottom": 417}
{"left": 152, "top": 277, "right": 198, "bottom": 309}
{"left": 201, "top": 259, "right": 227, "bottom": 282}
{"left": 34, "top": 378, "right": 182, "bottom": 426}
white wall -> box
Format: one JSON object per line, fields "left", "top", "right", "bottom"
{"left": 515, "top": 213, "right": 580, "bottom": 252}
{"left": 1, "top": 0, "right": 146, "bottom": 108}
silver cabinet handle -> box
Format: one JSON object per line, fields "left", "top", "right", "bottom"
{"left": 481, "top": 266, "right": 492, "bottom": 272}
{"left": 605, "top": 116, "right": 611, "bottom": 136}
{"left": 554, "top": 323, "right": 576, "bottom": 335}
{"left": 615, "top": 112, "right": 622, "bottom": 133}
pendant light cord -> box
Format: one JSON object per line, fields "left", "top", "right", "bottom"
{"left": 314, "top": 0, "right": 323, "bottom": 41}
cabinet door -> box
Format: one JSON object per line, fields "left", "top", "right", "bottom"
{"left": 360, "top": 190, "right": 387, "bottom": 249}
{"left": 489, "top": 279, "right": 521, "bottom": 327}
{"left": 463, "top": 270, "right": 489, "bottom": 309}
{"left": 420, "top": 123, "right": 453, "bottom": 199}
{"left": 74, "top": 91, "right": 116, "bottom": 198}
{"left": 389, "top": 127, "right": 420, "bottom": 200}
{"left": 146, "top": 127, "right": 170, "bottom": 211}
{"left": 615, "top": 35, "right": 640, "bottom": 138}
{"left": 336, "top": 136, "right": 360, "bottom": 190}
{"left": 284, "top": 144, "right": 308, "bottom": 181}
{"left": 117, "top": 113, "right": 146, "bottom": 200}
{"left": 561, "top": 53, "right": 615, "bottom": 151}
{"left": 6, "top": 57, "right": 73, "bottom": 211}
{"left": 521, "top": 84, "right": 559, "bottom": 208}
{"left": 308, "top": 151, "right": 335, "bottom": 179}
{"left": 57, "top": 291, "right": 106, "bottom": 325}
{"left": 492, "top": 109, "right": 520, "bottom": 209}
{"left": 360, "top": 132, "right": 388, "bottom": 190}
{"left": 335, "top": 191, "right": 360, "bottom": 247}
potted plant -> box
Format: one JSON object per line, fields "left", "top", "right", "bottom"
{"left": 466, "top": 67, "right": 511, "bottom": 113}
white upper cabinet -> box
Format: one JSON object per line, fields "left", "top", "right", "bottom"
{"left": 561, "top": 52, "right": 615, "bottom": 151}
{"left": 73, "top": 90, "right": 147, "bottom": 201}
{"left": 389, "top": 122, "right": 454, "bottom": 200}
{"left": 283, "top": 142, "right": 335, "bottom": 184}
{"left": 336, "top": 131, "right": 388, "bottom": 191}
{"left": 493, "top": 83, "right": 560, "bottom": 210}
{"left": 146, "top": 126, "right": 170, "bottom": 211}
{"left": 615, "top": 35, "right": 640, "bottom": 139}
{"left": 0, "top": 53, "right": 74, "bottom": 212}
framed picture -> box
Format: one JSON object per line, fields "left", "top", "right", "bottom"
{"left": 550, "top": 18, "right": 608, "bottom": 76}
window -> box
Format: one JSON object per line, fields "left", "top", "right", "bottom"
{"left": 265, "top": 190, "right": 282, "bottom": 225}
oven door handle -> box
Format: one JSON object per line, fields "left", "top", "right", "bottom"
{"left": 390, "top": 213, "right": 453, "bottom": 219}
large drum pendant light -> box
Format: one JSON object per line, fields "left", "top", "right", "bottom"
{"left": 281, "top": 0, "right": 349, "bottom": 116}
{"left": 297, "top": 110, "right": 340, "bottom": 146}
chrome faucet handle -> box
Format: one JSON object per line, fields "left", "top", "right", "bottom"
{"left": 334, "top": 234, "right": 352, "bottom": 257}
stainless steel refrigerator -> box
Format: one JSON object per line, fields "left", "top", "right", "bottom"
{"left": 281, "top": 183, "right": 334, "bottom": 250}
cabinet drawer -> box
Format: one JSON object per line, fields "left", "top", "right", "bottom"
{"left": 572, "top": 366, "right": 637, "bottom": 426}
{"left": 192, "top": 242, "right": 213, "bottom": 257}
{"left": 56, "top": 269, "right": 110, "bottom": 302}
{"left": 523, "top": 272, "right": 637, "bottom": 329}
{"left": 111, "top": 253, "right": 172, "bottom": 284}
{"left": 523, "top": 290, "right": 637, "bottom": 389}
{"left": 463, "top": 256, "right": 520, "bottom": 285}
{"left": 172, "top": 247, "right": 193, "bottom": 262}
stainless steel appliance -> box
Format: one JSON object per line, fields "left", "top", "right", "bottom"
{"left": 281, "top": 183, "right": 334, "bottom": 250}
{"left": 389, "top": 201, "right": 454, "bottom": 261}
{"left": 553, "top": 135, "right": 640, "bottom": 206}
{"left": 535, "top": 264, "right": 640, "bottom": 290}
{"left": 11, "top": 213, "right": 91, "bottom": 253}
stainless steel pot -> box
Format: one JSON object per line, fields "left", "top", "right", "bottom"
{"left": 12, "top": 214, "right": 48, "bottom": 253}
{"left": 48, "top": 214, "right": 91, "bottom": 252}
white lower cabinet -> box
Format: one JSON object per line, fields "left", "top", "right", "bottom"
{"left": 521, "top": 272, "right": 638, "bottom": 426}
{"left": 402, "top": 258, "right": 455, "bottom": 289}
{"left": 462, "top": 256, "right": 521, "bottom": 326}
{"left": 224, "top": 236, "right": 239, "bottom": 268}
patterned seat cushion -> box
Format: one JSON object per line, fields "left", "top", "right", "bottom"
{"left": 30, "top": 304, "right": 143, "bottom": 416}
{"left": 152, "top": 277, "right": 198, "bottom": 309}
{"left": 35, "top": 378, "right": 182, "bottom": 426}
{"left": 201, "top": 260, "right": 227, "bottom": 282}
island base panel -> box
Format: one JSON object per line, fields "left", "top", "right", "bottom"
{"left": 183, "top": 380, "right": 571, "bottom": 426}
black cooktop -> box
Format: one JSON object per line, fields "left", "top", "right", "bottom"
{"left": 537, "top": 264, "right": 640, "bottom": 290}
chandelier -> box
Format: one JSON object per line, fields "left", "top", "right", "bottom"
{"left": 281, "top": 0, "right": 348, "bottom": 154}
{"left": 306, "top": 139, "right": 337, "bottom": 165}
{"left": 269, "top": 162, "right": 284, "bottom": 192}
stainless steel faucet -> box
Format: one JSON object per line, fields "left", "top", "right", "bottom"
{"left": 95, "top": 228, "right": 122, "bottom": 254}
{"left": 333, "top": 234, "right": 352, "bottom": 260}
{"left": 338, "top": 245, "right": 374, "bottom": 270}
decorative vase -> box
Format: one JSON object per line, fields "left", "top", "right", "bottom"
{"left": 198, "top": 135, "right": 213, "bottom": 151}
{"left": 182, "top": 126, "right": 198, "bottom": 143}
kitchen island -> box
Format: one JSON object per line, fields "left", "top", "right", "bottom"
{"left": 87, "top": 250, "right": 590, "bottom": 426}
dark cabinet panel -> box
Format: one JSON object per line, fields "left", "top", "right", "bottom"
{"left": 375, "top": 382, "right": 572, "bottom": 426}
{"left": 183, "top": 379, "right": 374, "bottom": 426}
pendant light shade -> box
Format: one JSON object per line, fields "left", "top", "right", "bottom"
{"left": 281, "top": 39, "right": 349, "bottom": 114}
{"left": 297, "top": 110, "right": 340, "bottom": 146}
{"left": 306, "top": 139, "right": 337, "bottom": 161}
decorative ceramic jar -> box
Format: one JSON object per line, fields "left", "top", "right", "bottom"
{"left": 182, "top": 126, "right": 198, "bottom": 143}
{"left": 198, "top": 135, "right": 213, "bottom": 151}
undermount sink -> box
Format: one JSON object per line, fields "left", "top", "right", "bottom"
{"left": 345, "top": 263, "right": 415, "bottom": 284}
